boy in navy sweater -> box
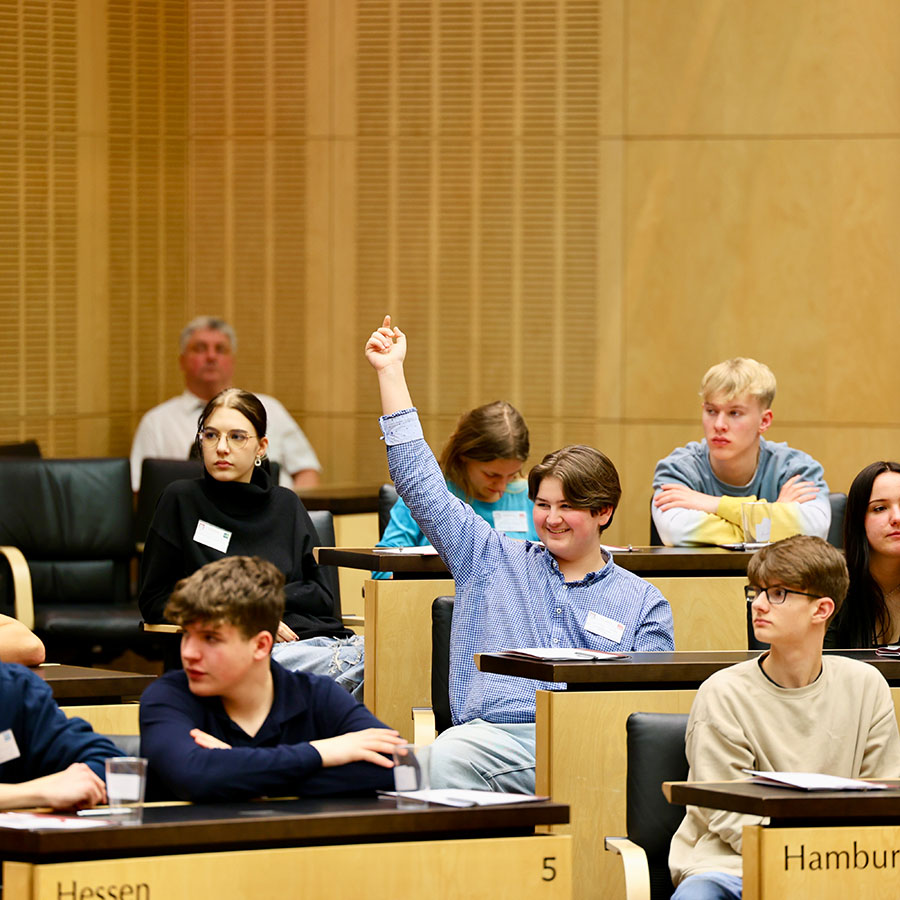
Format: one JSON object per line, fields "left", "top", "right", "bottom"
{"left": 140, "top": 555, "right": 404, "bottom": 801}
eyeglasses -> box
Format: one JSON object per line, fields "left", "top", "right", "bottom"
{"left": 744, "top": 585, "right": 821, "bottom": 605}
{"left": 198, "top": 427, "right": 256, "bottom": 449}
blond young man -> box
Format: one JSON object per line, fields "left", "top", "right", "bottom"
{"left": 652, "top": 358, "right": 830, "bottom": 546}
{"left": 669, "top": 536, "right": 900, "bottom": 900}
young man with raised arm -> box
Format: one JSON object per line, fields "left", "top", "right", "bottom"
{"left": 139, "top": 555, "right": 404, "bottom": 801}
{"left": 366, "top": 316, "right": 673, "bottom": 793}
{"left": 669, "top": 535, "right": 900, "bottom": 899}
{"left": 652, "top": 358, "right": 830, "bottom": 546}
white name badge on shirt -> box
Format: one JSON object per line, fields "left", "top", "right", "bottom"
{"left": 193, "top": 519, "right": 232, "bottom": 553}
{"left": 584, "top": 611, "right": 625, "bottom": 644}
{"left": 493, "top": 510, "right": 528, "bottom": 532}
{"left": 0, "top": 729, "right": 21, "bottom": 764}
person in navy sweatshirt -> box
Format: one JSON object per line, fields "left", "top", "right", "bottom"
{"left": 0, "top": 663, "right": 121, "bottom": 810}
{"left": 140, "top": 555, "right": 404, "bottom": 802}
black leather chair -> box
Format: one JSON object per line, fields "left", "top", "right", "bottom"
{"left": 135, "top": 459, "right": 204, "bottom": 547}
{"left": 307, "top": 509, "right": 342, "bottom": 620}
{"left": 378, "top": 483, "right": 399, "bottom": 538}
{"left": 410, "top": 595, "right": 454, "bottom": 742}
{"left": 0, "top": 458, "right": 143, "bottom": 662}
{"left": 605, "top": 712, "right": 690, "bottom": 900}
{"left": 431, "top": 595, "right": 454, "bottom": 734}
{"left": 826, "top": 491, "right": 847, "bottom": 549}
{"left": 0, "top": 439, "right": 41, "bottom": 458}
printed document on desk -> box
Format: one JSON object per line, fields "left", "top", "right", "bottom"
{"left": 379, "top": 789, "right": 549, "bottom": 808}
{"left": 742, "top": 770, "right": 890, "bottom": 791}
{"left": 499, "top": 648, "right": 629, "bottom": 661}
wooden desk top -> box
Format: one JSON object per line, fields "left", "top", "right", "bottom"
{"left": 317, "top": 545, "right": 754, "bottom": 576}
{"left": 476, "top": 650, "right": 900, "bottom": 689}
{"left": 316, "top": 547, "right": 450, "bottom": 573}
{"left": 0, "top": 796, "right": 570, "bottom": 862}
{"left": 664, "top": 779, "right": 900, "bottom": 823}
{"left": 296, "top": 486, "right": 381, "bottom": 514}
{"left": 35, "top": 664, "right": 155, "bottom": 702}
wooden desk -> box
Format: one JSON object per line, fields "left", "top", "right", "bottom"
{"left": 665, "top": 778, "right": 900, "bottom": 824}
{"left": 35, "top": 665, "right": 155, "bottom": 704}
{"left": 665, "top": 780, "right": 900, "bottom": 898}
{"left": 2, "top": 796, "right": 571, "bottom": 900}
{"left": 477, "top": 649, "right": 900, "bottom": 689}
{"left": 319, "top": 545, "right": 756, "bottom": 577}
{"left": 472, "top": 651, "right": 900, "bottom": 900}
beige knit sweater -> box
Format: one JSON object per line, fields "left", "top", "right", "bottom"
{"left": 669, "top": 655, "right": 900, "bottom": 884}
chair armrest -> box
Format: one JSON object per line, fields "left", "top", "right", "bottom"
{"left": 342, "top": 614, "right": 364, "bottom": 627}
{"left": 0, "top": 545, "right": 34, "bottom": 630}
{"left": 603, "top": 837, "right": 651, "bottom": 900}
{"left": 141, "top": 623, "right": 183, "bottom": 634}
{"left": 411, "top": 707, "right": 436, "bottom": 746}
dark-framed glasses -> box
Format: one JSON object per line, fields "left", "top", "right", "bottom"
{"left": 744, "top": 585, "right": 821, "bottom": 605}
{"left": 198, "top": 427, "right": 255, "bottom": 449}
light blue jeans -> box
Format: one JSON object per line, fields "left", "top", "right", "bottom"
{"left": 424, "top": 719, "right": 536, "bottom": 793}
{"left": 672, "top": 872, "right": 742, "bottom": 900}
{"left": 271, "top": 635, "right": 365, "bottom": 701}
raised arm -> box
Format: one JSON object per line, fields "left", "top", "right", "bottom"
{"left": 365, "top": 315, "right": 413, "bottom": 415}
{"left": 364, "top": 317, "right": 503, "bottom": 584}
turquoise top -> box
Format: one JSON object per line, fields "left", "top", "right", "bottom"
{"left": 374, "top": 478, "right": 537, "bottom": 578}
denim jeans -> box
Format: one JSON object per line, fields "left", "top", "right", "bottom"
{"left": 672, "top": 872, "right": 742, "bottom": 900}
{"left": 424, "top": 719, "right": 536, "bottom": 793}
{"left": 271, "top": 634, "right": 365, "bottom": 701}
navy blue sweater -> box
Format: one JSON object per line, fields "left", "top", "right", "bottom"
{"left": 140, "top": 660, "right": 395, "bottom": 802}
{"left": 0, "top": 663, "right": 123, "bottom": 783}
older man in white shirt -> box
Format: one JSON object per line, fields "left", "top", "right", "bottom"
{"left": 130, "top": 316, "right": 321, "bottom": 491}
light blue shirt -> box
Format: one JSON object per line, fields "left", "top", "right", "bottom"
{"left": 381, "top": 408, "right": 674, "bottom": 725}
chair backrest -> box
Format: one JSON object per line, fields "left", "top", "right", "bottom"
{"left": 378, "top": 483, "right": 399, "bottom": 538}
{"left": 649, "top": 497, "right": 663, "bottom": 546}
{"left": 0, "top": 458, "right": 134, "bottom": 607}
{"left": 625, "top": 712, "right": 690, "bottom": 900}
{"left": 307, "top": 509, "right": 342, "bottom": 620}
{"left": 135, "top": 459, "right": 204, "bottom": 545}
{"left": 431, "top": 595, "right": 454, "bottom": 734}
{"left": 0, "top": 440, "right": 41, "bottom": 458}
{"left": 827, "top": 491, "right": 847, "bottom": 549}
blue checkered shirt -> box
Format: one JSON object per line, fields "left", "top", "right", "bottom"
{"left": 381, "top": 409, "right": 674, "bottom": 725}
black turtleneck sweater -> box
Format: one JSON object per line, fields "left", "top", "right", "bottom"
{"left": 138, "top": 467, "right": 348, "bottom": 639}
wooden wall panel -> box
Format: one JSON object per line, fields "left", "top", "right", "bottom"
{"left": 626, "top": 0, "right": 900, "bottom": 135}
{"left": 0, "top": 0, "right": 79, "bottom": 455}
{"left": 107, "top": 0, "right": 188, "bottom": 456}
{"left": 3, "top": 0, "right": 900, "bottom": 549}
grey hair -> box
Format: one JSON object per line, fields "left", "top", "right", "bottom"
{"left": 179, "top": 316, "right": 238, "bottom": 353}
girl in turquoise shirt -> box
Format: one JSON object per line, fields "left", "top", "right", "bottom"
{"left": 375, "top": 400, "right": 537, "bottom": 577}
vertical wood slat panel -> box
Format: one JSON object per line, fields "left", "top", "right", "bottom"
{"left": 107, "top": 0, "right": 188, "bottom": 457}
{"left": 187, "top": 0, "right": 307, "bottom": 417}
{"left": 0, "top": 1, "right": 77, "bottom": 454}
{"left": 352, "top": 0, "right": 605, "bottom": 484}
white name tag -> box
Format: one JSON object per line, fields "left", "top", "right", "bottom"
{"left": 493, "top": 510, "right": 528, "bottom": 532}
{"left": 0, "top": 729, "right": 21, "bottom": 765}
{"left": 193, "top": 519, "right": 232, "bottom": 553}
{"left": 584, "top": 611, "right": 625, "bottom": 644}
